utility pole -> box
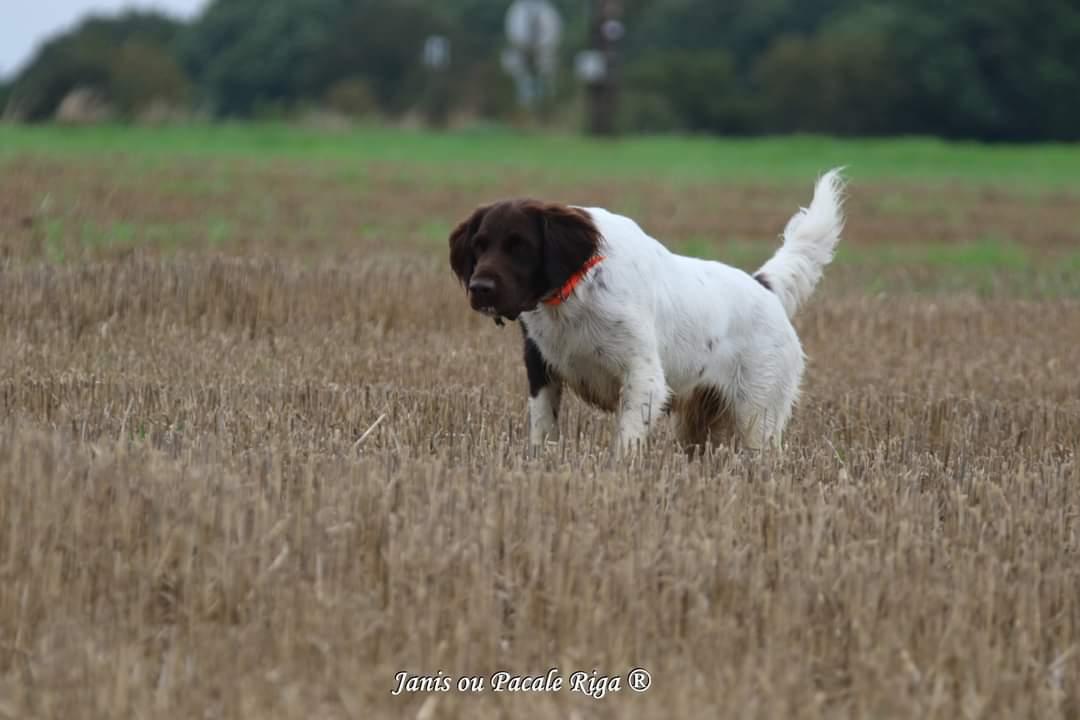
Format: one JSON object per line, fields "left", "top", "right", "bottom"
{"left": 503, "top": 1, "right": 563, "bottom": 121}
{"left": 585, "top": 0, "right": 623, "bottom": 136}
{"left": 421, "top": 35, "right": 451, "bottom": 129}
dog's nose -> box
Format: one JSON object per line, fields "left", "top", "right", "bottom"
{"left": 469, "top": 277, "right": 496, "bottom": 304}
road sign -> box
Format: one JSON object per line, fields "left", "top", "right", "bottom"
{"left": 505, "top": 0, "right": 562, "bottom": 51}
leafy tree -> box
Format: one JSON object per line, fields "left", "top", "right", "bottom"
{"left": 180, "top": 0, "right": 348, "bottom": 116}
{"left": 9, "top": 12, "right": 188, "bottom": 121}
{"left": 753, "top": 8, "right": 910, "bottom": 136}
{"left": 313, "top": 1, "right": 448, "bottom": 115}
{"left": 631, "top": 0, "right": 1080, "bottom": 140}
{"left": 625, "top": 0, "right": 857, "bottom": 69}
{"left": 109, "top": 42, "right": 191, "bottom": 116}
{"left": 889, "top": 0, "right": 1080, "bottom": 140}
{"left": 624, "top": 49, "right": 747, "bottom": 133}
{"left": 323, "top": 77, "right": 379, "bottom": 118}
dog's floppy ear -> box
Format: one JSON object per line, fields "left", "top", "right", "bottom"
{"left": 448, "top": 205, "right": 490, "bottom": 285}
{"left": 524, "top": 201, "right": 601, "bottom": 292}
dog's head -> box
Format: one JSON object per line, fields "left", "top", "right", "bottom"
{"left": 448, "top": 200, "right": 600, "bottom": 321}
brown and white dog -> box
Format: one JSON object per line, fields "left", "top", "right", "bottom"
{"left": 449, "top": 170, "right": 845, "bottom": 452}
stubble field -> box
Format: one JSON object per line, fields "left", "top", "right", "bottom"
{"left": 1, "top": 126, "right": 1079, "bottom": 719}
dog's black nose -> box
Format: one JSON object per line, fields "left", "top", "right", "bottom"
{"left": 469, "top": 277, "right": 496, "bottom": 304}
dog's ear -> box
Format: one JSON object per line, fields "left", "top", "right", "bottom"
{"left": 448, "top": 205, "right": 490, "bottom": 285}
{"left": 524, "top": 202, "right": 601, "bottom": 292}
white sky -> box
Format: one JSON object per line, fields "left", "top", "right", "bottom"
{"left": 1, "top": 0, "right": 208, "bottom": 80}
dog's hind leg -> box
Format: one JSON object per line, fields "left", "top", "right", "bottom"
{"left": 733, "top": 386, "right": 794, "bottom": 451}
{"left": 673, "top": 386, "right": 738, "bottom": 454}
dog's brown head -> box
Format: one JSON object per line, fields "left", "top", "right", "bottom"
{"left": 449, "top": 200, "right": 600, "bottom": 321}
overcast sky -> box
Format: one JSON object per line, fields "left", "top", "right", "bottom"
{"left": 1, "top": 0, "right": 208, "bottom": 80}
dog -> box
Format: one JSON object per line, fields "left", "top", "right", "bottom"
{"left": 448, "top": 169, "right": 845, "bottom": 453}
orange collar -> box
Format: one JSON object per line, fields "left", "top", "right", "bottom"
{"left": 542, "top": 255, "right": 605, "bottom": 307}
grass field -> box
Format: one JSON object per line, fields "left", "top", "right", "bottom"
{"left": 5, "top": 124, "right": 1080, "bottom": 186}
{"left": 1, "top": 125, "right": 1078, "bottom": 718}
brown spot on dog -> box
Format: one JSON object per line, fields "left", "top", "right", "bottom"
{"left": 568, "top": 377, "right": 619, "bottom": 413}
{"left": 669, "top": 385, "right": 737, "bottom": 450}
{"left": 659, "top": 390, "right": 674, "bottom": 416}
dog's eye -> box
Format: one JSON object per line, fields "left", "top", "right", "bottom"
{"left": 474, "top": 236, "right": 489, "bottom": 254}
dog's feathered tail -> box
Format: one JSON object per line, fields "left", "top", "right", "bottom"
{"left": 755, "top": 168, "right": 846, "bottom": 319}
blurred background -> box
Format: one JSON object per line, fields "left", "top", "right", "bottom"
{"left": 3, "top": 0, "right": 1079, "bottom": 141}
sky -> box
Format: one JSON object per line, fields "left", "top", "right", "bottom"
{"left": 1, "top": 0, "right": 208, "bottom": 80}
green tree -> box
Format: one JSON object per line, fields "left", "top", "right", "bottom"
{"left": 180, "top": 0, "right": 348, "bottom": 116}
{"left": 624, "top": 49, "right": 747, "bottom": 133}
{"left": 313, "top": 1, "right": 448, "bottom": 115}
{"left": 753, "top": 6, "right": 910, "bottom": 136}
{"left": 890, "top": 0, "right": 1080, "bottom": 140}
{"left": 9, "top": 12, "right": 188, "bottom": 121}
{"left": 109, "top": 42, "right": 191, "bottom": 116}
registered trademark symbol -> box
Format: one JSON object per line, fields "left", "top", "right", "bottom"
{"left": 627, "top": 667, "right": 651, "bottom": 692}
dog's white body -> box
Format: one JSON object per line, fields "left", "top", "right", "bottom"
{"left": 521, "top": 169, "right": 846, "bottom": 451}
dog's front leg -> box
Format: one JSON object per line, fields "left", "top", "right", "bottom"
{"left": 524, "top": 331, "right": 561, "bottom": 450}
{"left": 528, "top": 382, "right": 562, "bottom": 449}
{"left": 616, "top": 356, "right": 667, "bottom": 454}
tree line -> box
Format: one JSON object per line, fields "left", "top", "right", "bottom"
{"left": 3, "top": 0, "right": 1078, "bottom": 141}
